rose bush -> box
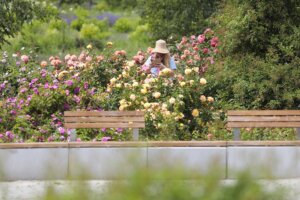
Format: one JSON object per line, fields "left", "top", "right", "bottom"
{"left": 0, "top": 29, "right": 221, "bottom": 142}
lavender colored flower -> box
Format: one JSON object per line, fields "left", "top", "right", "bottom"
{"left": 60, "top": 135, "right": 65, "bottom": 141}
{"left": 65, "top": 89, "right": 70, "bottom": 96}
{"left": 116, "top": 128, "right": 123, "bottom": 133}
{"left": 73, "top": 95, "right": 81, "bottom": 104}
{"left": 10, "top": 110, "right": 17, "bottom": 115}
{"left": 64, "top": 103, "right": 70, "bottom": 110}
{"left": 74, "top": 87, "right": 80, "bottom": 95}
{"left": 20, "top": 88, "right": 27, "bottom": 93}
{"left": 101, "top": 136, "right": 111, "bottom": 142}
{"left": 0, "top": 118, "right": 2, "bottom": 123}
{"left": 0, "top": 133, "right": 3, "bottom": 138}
{"left": 96, "top": 12, "right": 120, "bottom": 26}
{"left": 65, "top": 80, "right": 73, "bottom": 86}
{"left": 84, "top": 82, "right": 89, "bottom": 90}
{"left": 33, "top": 87, "right": 39, "bottom": 95}
{"left": 44, "top": 82, "right": 49, "bottom": 89}
{"left": 101, "top": 128, "right": 107, "bottom": 132}
{"left": 48, "top": 136, "right": 54, "bottom": 142}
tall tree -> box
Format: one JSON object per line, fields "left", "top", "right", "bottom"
{"left": 0, "top": 0, "right": 57, "bottom": 46}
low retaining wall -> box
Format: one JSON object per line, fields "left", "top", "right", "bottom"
{"left": 1, "top": 141, "right": 300, "bottom": 181}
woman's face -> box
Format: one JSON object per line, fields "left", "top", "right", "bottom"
{"left": 151, "top": 52, "right": 164, "bottom": 64}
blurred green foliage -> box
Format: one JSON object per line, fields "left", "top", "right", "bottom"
{"left": 207, "top": 0, "right": 300, "bottom": 109}
{"left": 137, "top": 0, "right": 219, "bottom": 40}
{"left": 41, "top": 168, "right": 286, "bottom": 200}
{"left": 0, "top": 0, "right": 58, "bottom": 46}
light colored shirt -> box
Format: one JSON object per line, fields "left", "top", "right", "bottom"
{"left": 143, "top": 56, "right": 177, "bottom": 76}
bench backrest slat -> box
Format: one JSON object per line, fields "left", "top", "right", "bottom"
{"left": 64, "top": 111, "right": 145, "bottom": 129}
{"left": 227, "top": 110, "right": 300, "bottom": 128}
{"left": 228, "top": 110, "right": 300, "bottom": 116}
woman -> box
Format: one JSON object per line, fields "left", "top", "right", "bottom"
{"left": 141, "top": 39, "right": 176, "bottom": 76}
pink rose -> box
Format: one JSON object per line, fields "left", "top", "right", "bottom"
{"left": 197, "top": 35, "right": 205, "bottom": 43}
{"left": 21, "top": 55, "right": 29, "bottom": 64}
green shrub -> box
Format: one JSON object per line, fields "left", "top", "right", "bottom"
{"left": 113, "top": 18, "right": 135, "bottom": 33}
{"left": 79, "top": 23, "right": 109, "bottom": 40}
{"left": 129, "top": 24, "right": 151, "bottom": 43}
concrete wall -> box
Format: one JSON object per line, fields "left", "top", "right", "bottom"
{"left": 0, "top": 142, "right": 300, "bottom": 181}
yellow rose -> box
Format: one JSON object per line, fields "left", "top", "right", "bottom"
{"left": 132, "top": 82, "right": 139, "bottom": 87}
{"left": 200, "top": 78, "right": 207, "bottom": 85}
{"left": 192, "top": 109, "right": 199, "bottom": 117}
{"left": 144, "top": 103, "right": 151, "bottom": 109}
{"left": 169, "top": 97, "right": 176, "bottom": 104}
{"left": 200, "top": 95, "right": 207, "bottom": 102}
{"left": 189, "top": 80, "right": 194, "bottom": 85}
{"left": 107, "top": 41, "right": 113, "bottom": 47}
{"left": 116, "top": 83, "right": 122, "bottom": 88}
{"left": 207, "top": 96, "right": 214, "bottom": 102}
{"left": 86, "top": 44, "right": 92, "bottom": 49}
{"left": 110, "top": 77, "right": 117, "bottom": 84}
{"left": 184, "top": 68, "right": 192, "bottom": 75}
{"left": 130, "top": 94, "right": 136, "bottom": 101}
{"left": 141, "top": 88, "right": 147, "bottom": 94}
{"left": 180, "top": 81, "right": 186, "bottom": 87}
{"left": 152, "top": 92, "right": 161, "bottom": 99}
{"left": 193, "top": 67, "right": 199, "bottom": 73}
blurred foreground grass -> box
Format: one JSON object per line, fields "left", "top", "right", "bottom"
{"left": 41, "top": 167, "right": 286, "bottom": 200}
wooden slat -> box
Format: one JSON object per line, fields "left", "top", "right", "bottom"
{"left": 0, "top": 142, "right": 69, "bottom": 149}
{"left": 65, "top": 116, "right": 144, "bottom": 123}
{"left": 228, "top": 110, "right": 300, "bottom": 116}
{"left": 64, "top": 111, "right": 144, "bottom": 117}
{"left": 227, "top": 122, "right": 300, "bottom": 128}
{"left": 227, "top": 141, "right": 300, "bottom": 146}
{"left": 65, "top": 122, "right": 145, "bottom": 129}
{"left": 228, "top": 116, "right": 300, "bottom": 122}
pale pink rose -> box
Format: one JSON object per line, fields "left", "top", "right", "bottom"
{"left": 86, "top": 56, "right": 92, "bottom": 62}
{"left": 70, "top": 55, "right": 77, "bottom": 61}
{"left": 184, "top": 50, "right": 190, "bottom": 55}
{"left": 202, "top": 48, "right": 209, "bottom": 54}
{"left": 64, "top": 54, "right": 71, "bottom": 61}
{"left": 40, "top": 61, "right": 47, "bottom": 67}
{"left": 21, "top": 55, "right": 29, "bottom": 63}
{"left": 180, "top": 55, "right": 187, "bottom": 60}
{"left": 204, "top": 28, "right": 213, "bottom": 34}
{"left": 197, "top": 34, "right": 205, "bottom": 43}
{"left": 97, "top": 55, "right": 104, "bottom": 62}
{"left": 180, "top": 36, "right": 188, "bottom": 44}
{"left": 193, "top": 46, "right": 199, "bottom": 51}
{"left": 147, "top": 47, "right": 153, "bottom": 54}
{"left": 49, "top": 56, "right": 55, "bottom": 61}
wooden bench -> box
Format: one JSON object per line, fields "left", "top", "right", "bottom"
{"left": 64, "top": 111, "right": 145, "bottom": 141}
{"left": 227, "top": 110, "right": 300, "bottom": 140}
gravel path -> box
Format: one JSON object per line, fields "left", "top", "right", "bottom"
{"left": 0, "top": 179, "right": 300, "bottom": 200}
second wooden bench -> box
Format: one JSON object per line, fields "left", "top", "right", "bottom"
{"left": 64, "top": 111, "right": 145, "bottom": 141}
{"left": 227, "top": 110, "right": 300, "bottom": 140}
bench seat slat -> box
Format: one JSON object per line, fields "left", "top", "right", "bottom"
{"left": 65, "top": 122, "right": 145, "bottom": 129}
{"left": 228, "top": 116, "right": 300, "bottom": 122}
{"left": 65, "top": 116, "right": 145, "bottom": 123}
{"left": 228, "top": 110, "right": 300, "bottom": 116}
{"left": 64, "top": 111, "right": 144, "bottom": 117}
{"left": 228, "top": 122, "right": 300, "bottom": 128}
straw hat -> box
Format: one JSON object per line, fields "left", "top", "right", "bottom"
{"left": 152, "top": 39, "right": 169, "bottom": 54}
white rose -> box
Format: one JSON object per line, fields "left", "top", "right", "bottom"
{"left": 200, "top": 78, "right": 207, "bottom": 85}
{"left": 169, "top": 97, "right": 176, "bottom": 104}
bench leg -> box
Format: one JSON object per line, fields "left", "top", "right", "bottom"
{"left": 69, "top": 129, "right": 77, "bottom": 142}
{"left": 233, "top": 128, "right": 241, "bottom": 141}
{"left": 296, "top": 128, "right": 300, "bottom": 140}
{"left": 133, "top": 128, "right": 139, "bottom": 141}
